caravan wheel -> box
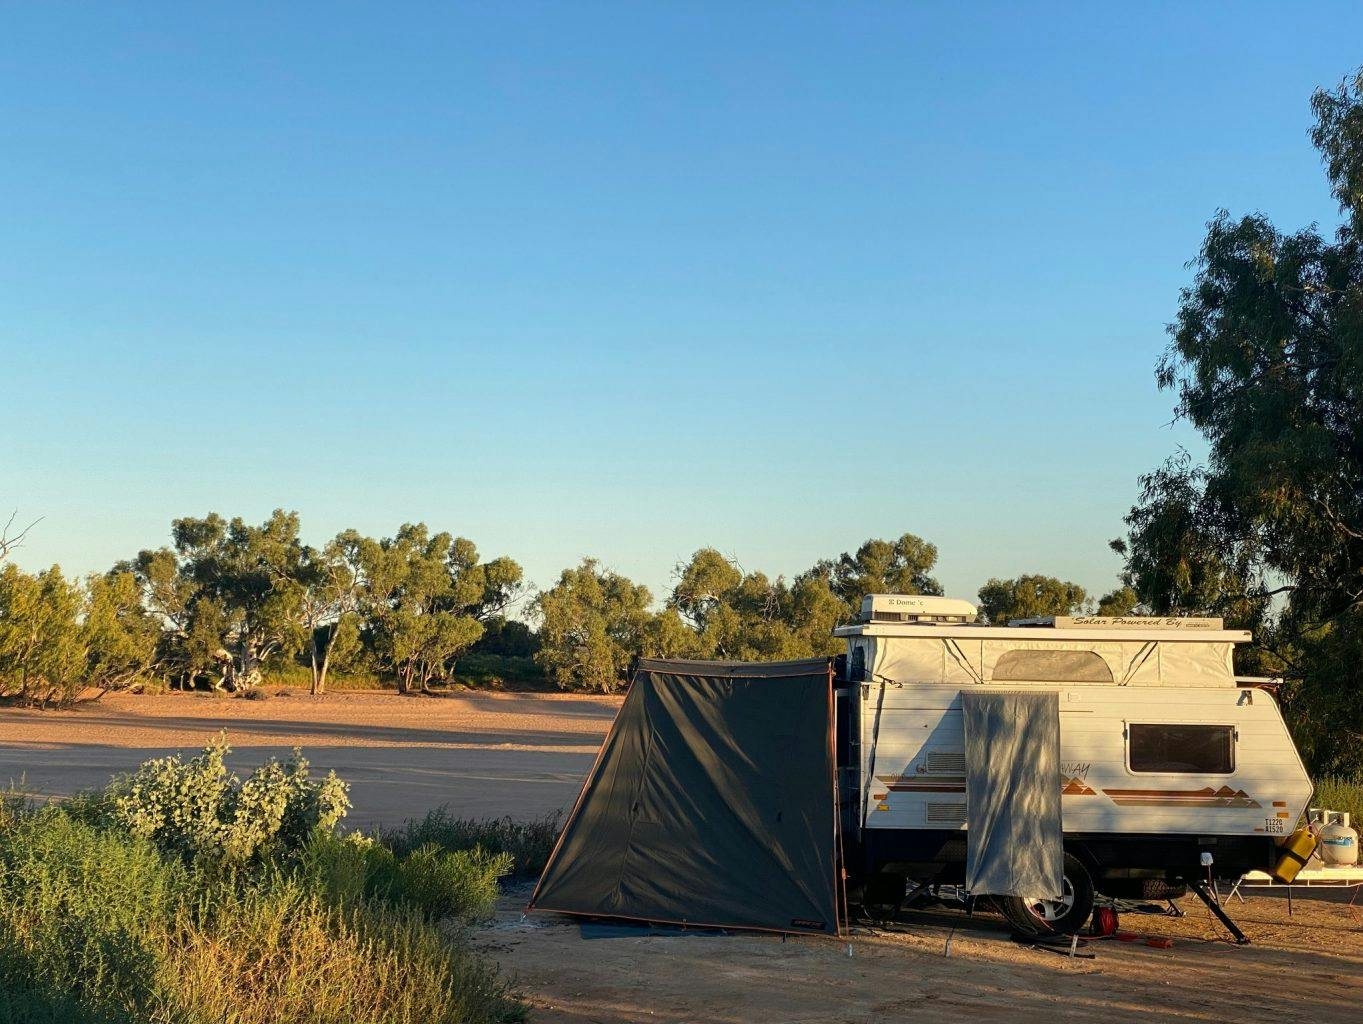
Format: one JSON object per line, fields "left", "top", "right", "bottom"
{"left": 997, "top": 853, "right": 1095, "bottom": 936}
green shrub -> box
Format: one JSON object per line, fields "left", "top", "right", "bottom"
{"left": 298, "top": 832, "right": 510, "bottom": 922}
{"left": 0, "top": 767, "right": 524, "bottom": 1023}
{"left": 0, "top": 808, "right": 188, "bottom": 1023}
{"left": 1311, "top": 775, "right": 1363, "bottom": 825}
{"left": 97, "top": 736, "right": 350, "bottom": 866}
{"left": 294, "top": 830, "right": 389, "bottom": 908}
{"left": 263, "top": 660, "right": 389, "bottom": 691}
{"left": 387, "top": 808, "right": 560, "bottom": 877}
{"left": 451, "top": 653, "right": 545, "bottom": 688}
{"left": 388, "top": 844, "right": 510, "bottom": 922}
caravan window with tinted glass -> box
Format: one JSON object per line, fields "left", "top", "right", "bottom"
{"left": 1128, "top": 723, "right": 1235, "bottom": 774}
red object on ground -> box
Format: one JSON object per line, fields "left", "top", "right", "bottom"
{"left": 1112, "top": 931, "right": 1175, "bottom": 948}
{"left": 1089, "top": 907, "right": 1120, "bottom": 936}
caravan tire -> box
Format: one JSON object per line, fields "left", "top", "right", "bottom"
{"left": 997, "top": 853, "right": 1095, "bottom": 937}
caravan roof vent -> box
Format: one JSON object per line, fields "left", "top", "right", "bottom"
{"left": 859, "top": 594, "right": 978, "bottom": 625}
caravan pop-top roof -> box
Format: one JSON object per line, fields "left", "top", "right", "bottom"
{"left": 836, "top": 595, "right": 1249, "bottom": 687}
{"left": 836, "top": 594, "right": 1251, "bottom": 643}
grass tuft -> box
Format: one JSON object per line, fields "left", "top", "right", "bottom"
{"left": 387, "top": 808, "right": 560, "bottom": 877}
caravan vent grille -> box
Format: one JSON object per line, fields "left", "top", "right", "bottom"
{"left": 925, "top": 802, "right": 967, "bottom": 826}
{"left": 925, "top": 751, "right": 967, "bottom": 775}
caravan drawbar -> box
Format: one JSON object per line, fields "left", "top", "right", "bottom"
{"left": 835, "top": 595, "right": 1314, "bottom": 934}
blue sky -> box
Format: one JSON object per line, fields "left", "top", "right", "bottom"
{"left": 3, "top": 3, "right": 1359, "bottom": 608}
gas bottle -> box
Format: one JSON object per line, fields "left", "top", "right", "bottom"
{"left": 1271, "top": 826, "right": 1319, "bottom": 883}
{"left": 1319, "top": 812, "right": 1359, "bottom": 866}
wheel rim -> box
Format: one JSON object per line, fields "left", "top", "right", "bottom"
{"left": 1025, "top": 877, "right": 1075, "bottom": 923}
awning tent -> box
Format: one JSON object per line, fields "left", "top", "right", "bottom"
{"left": 528, "top": 657, "right": 843, "bottom": 935}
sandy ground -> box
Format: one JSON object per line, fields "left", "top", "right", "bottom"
{"left": 483, "top": 884, "right": 1363, "bottom": 1023}
{"left": 4, "top": 690, "right": 1359, "bottom": 1021}
{"left": 0, "top": 688, "right": 619, "bottom": 828}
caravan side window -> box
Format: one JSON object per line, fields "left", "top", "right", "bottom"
{"left": 1128, "top": 723, "right": 1235, "bottom": 774}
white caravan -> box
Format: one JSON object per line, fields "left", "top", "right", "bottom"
{"left": 833, "top": 594, "right": 1313, "bottom": 935}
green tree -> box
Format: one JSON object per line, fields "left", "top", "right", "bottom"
{"left": 639, "top": 607, "right": 695, "bottom": 660}
{"left": 1109, "top": 457, "right": 1255, "bottom": 618}
{"left": 785, "top": 573, "right": 846, "bottom": 657}
{"left": 0, "top": 564, "right": 82, "bottom": 705}
{"left": 82, "top": 570, "right": 161, "bottom": 692}
{"left": 469, "top": 617, "right": 539, "bottom": 657}
{"left": 808, "top": 533, "right": 943, "bottom": 617}
{"left": 117, "top": 545, "right": 207, "bottom": 686}
{"left": 670, "top": 548, "right": 743, "bottom": 639}
{"left": 977, "top": 575, "right": 1087, "bottom": 625}
{"left": 534, "top": 559, "right": 659, "bottom": 692}
{"left": 354, "top": 525, "right": 486, "bottom": 694}
{"left": 0, "top": 564, "right": 152, "bottom": 706}
{"left": 293, "top": 533, "right": 366, "bottom": 695}
{"left": 669, "top": 548, "right": 843, "bottom": 660}
{"left": 442, "top": 537, "right": 525, "bottom": 622}
{"left": 1116, "top": 68, "right": 1363, "bottom": 771}
{"left": 169, "top": 510, "right": 310, "bottom": 690}
{"left": 1094, "top": 585, "right": 1140, "bottom": 617}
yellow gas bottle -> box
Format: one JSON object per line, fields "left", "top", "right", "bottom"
{"left": 1270, "top": 827, "right": 1319, "bottom": 883}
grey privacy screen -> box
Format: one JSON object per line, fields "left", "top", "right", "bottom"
{"left": 962, "top": 690, "right": 1063, "bottom": 898}
{"left": 529, "top": 658, "right": 841, "bottom": 934}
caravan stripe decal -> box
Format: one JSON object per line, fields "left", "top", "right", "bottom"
{"left": 876, "top": 775, "right": 1261, "bottom": 807}
{"left": 1104, "top": 785, "right": 1261, "bottom": 808}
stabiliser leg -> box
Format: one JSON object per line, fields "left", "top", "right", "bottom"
{"left": 1187, "top": 878, "right": 1250, "bottom": 945}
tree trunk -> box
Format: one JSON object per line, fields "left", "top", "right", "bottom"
{"left": 318, "top": 639, "right": 334, "bottom": 695}
{"left": 310, "top": 628, "right": 335, "bottom": 696}
{"left": 309, "top": 641, "right": 322, "bottom": 696}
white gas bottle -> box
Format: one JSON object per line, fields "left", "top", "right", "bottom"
{"left": 1319, "top": 812, "right": 1359, "bottom": 866}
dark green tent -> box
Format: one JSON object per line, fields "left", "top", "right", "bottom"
{"left": 528, "top": 658, "right": 843, "bottom": 935}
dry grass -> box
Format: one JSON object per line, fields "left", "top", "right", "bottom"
{"left": 1311, "top": 775, "right": 1363, "bottom": 822}
{"left": 0, "top": 790, "right": 525, "bottom": 1023}
{"left": 168, "top": 882, "right": 520, "bottom": 1024}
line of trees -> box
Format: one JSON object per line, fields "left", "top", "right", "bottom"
{"left": 0, "top": 512, "right": 1114, "bottom": 705}
{"left": 0, "top": 512, "right": 525, "bottom": 704}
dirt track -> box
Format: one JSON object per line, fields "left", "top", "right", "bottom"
{"left": 3, "top": 690, "right": 1359, "bottom": 1021}
{"left": 0, "top": 689, "right": 619, "bottom": 827}
{"left": 485, "top": 884, "right": 1363, "bottom": 1023}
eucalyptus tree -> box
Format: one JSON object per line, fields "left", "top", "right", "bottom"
{"left": 116, "top": 546, "right": 203, "bottom": 684}
{"left": 534, "top": 559, "right": 657, "bottom": 692}
{"left": 442, "top": 536, "right": 525, "bottom": 621}
{"left": 807, "top": 533, "right": 943, "bottom": 617}
{"left": 0, "top": 564, "right": 155, "bottom": 706}
{"left": 293, "top": 532, "right": 365, "bottom": 695}
{"left": 81, "top": 570, "right": 161, "bottom": 693}
{"left": 354, "top": 524, "right": 484, "bottom": 694}
{"left": 1115, "top": 68, "right": 1363, "bottom": 771}
{"left": 669, "top": 548, "right": 817, "bottom": 661}
{"left": 168, "top": 510, "right": 308, "bottom": 690}
{"left": 976, "top": 575, "right": 1088, "bottom": 625}
{"left": 0, "top": 564, "right": 81, "bottom": 704}
{"left": 1094, "top": 586, "right": 1140, "bottom": 617}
